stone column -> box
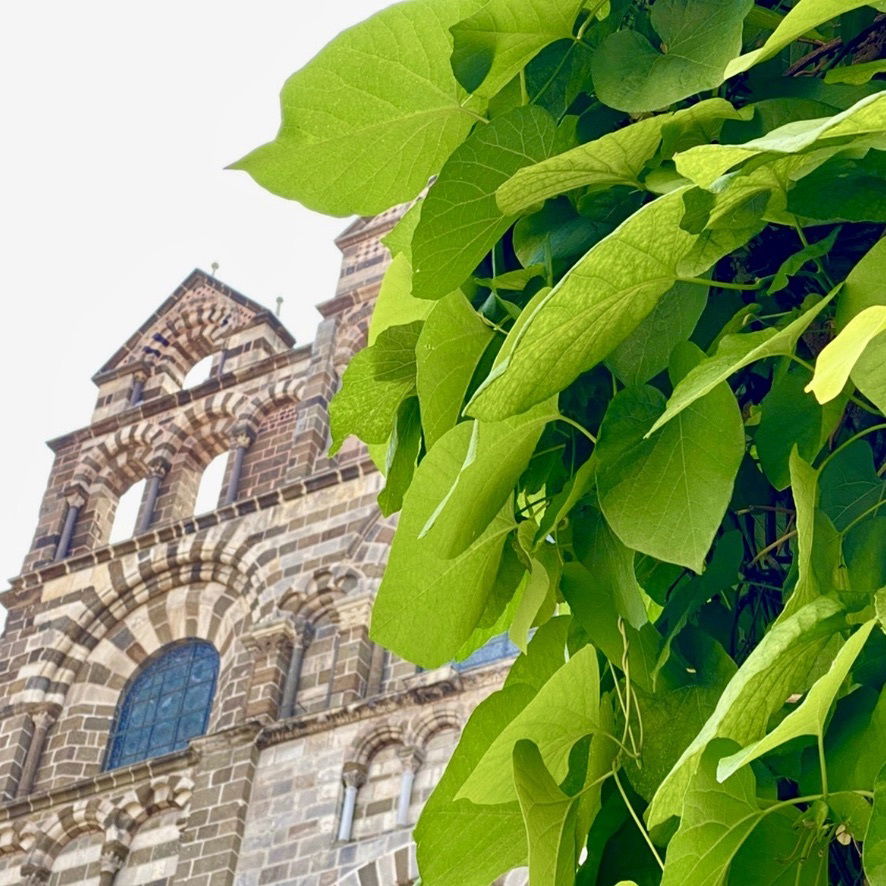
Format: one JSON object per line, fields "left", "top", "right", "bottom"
{"left": 98, "top": 842, "right": 128, "bottom": 886}
{"left": 242, "top": 618, "right": 296, "bottom": 723}
{"left": 15, "top": 709, "right": 55, "bottom": 798}
{"left": 396, "top": 747, "right": 424, "bottom": 828}
{"left": 337, "top": 763, "right": 367, "bottom": 842}
{"left": 328, "top": 597, "right": 374, "bottom": 708}
{"left": 128, "top": 369, "right": 148, "bottom": 406}
{"left": 135, "top": 459, "right": 167, "bottom": 534}
{"left": 53, "top": 484, "right": 87, "bottom": 562}
{"left": 278, "top": 618, "right": 314, "bottom": 719}
{"left": 222, "top": 429, "right": 253, "bottom": 505}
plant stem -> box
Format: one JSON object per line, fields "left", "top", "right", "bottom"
{"left": 750, "top": 528, "right": 797, "bottom": 565}
{"left": 558, "top": 415, "right": 597, "bottom": 445}
{"left": 612, "top": 768, "right": 665, "bottom": 871}
{"left": 676, "top": 276, "right": 761, "bottom": 291}
{"left": 817, "top": 423, "right": 886, "bottom": 472}
{"left": 840, "top": 498, "right": 886, "bottom": 536}
{"left": 818, "top": 732, "right": 829, "bottom": 799}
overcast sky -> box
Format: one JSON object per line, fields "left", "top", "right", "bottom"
{"left": 0, "top": 1, "right": 392, "bottom": 599}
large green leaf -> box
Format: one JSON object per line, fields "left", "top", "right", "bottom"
{"left": 467, "top": 187, "right": 756, "bottom": 421}
{"left": 724, "top": 0, "right": 881, "bottom": 79}
{"left": 328, "top": 322, "right": 422, "bottom": 453}
{"left": 416, "top": 291, "right": 494, "bottom": 447}
{"left": 371, "top": 420, "right": 515, "bottom": 666}
{"left": 458, "top": 644, "right": 602, "bottom": 804}
{"left": 368, "top": 253, "right": 433, "bottom": 344}
{"left": 449, "top": 0, "right": 584, "bottom": 97}
{"left": 819, "top": 440, "right": 885, "bottom": 532}
{"left": 607, "top": 280, "right": 707, "bottom": 386}
{"left": 421, "top": 399, "right": 558, "bottom": 557}
{"left": 416, "top": 686, "right": 531, "bottom": 886}
{"left": 513, "top": 740, "right": 584, "bottom": 886}
{"left": 647, "top": 292, "right": 834, "bottom": 435}
{"left": 591, "top": 0, "right": 753, "bottom": 113}
{"left": 788, "top": 152, "right": 886, "bottom": 223}
{"left": 412, "top": 105, "right": 558, "bottom": 300}
{"left": 717, "top": 619, "right": 877, "bottom": 780}
{"left": 596, "top": 348, "right": 744, "bottom": 573}
{"left": 675, "top": 93, "right": 886, "bottom": 189}
{"left": 806, "top": 305, "right": 886, "bottom": 406}
{"left": 231, "top": 0, "right": 483, "bottom": 216}
{"left": 865, "top": 763, "right": 886, "bottom": 885}
{"left": 647, "top": 597, "right": 846, "bottom": 829}
{"left": 660, "top": 742, "right": 767, "bottom": 886}
{"left": 378, "top": 397, "right": 423, "bottom": 515}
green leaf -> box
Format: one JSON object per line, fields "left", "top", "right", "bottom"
{"left": 416, "top": 291, "right": 494, "bottom": 447}
{"left": 421, "top": 399, "right": 558, "bottom": 558}
{"left": 647, "top": 291, "right": 835, "bottom": 436}
{"left": 865, "top": 762, "right": 886, "bottom": 885}
{"left": 525, "top": 38, "right": 596, "bottom": 119}
{"left": 368, "top": 253, "right": 433, "bottom": 344}
{"left": 468, "top": 187, "right": 757, "bottom": 421}
{"left": 806, "top": 305, "right": 886, "bottom": 405}
{"left": 591, "top": 0, "right": 753, "bottom": 113}
{"left": 675, "top": 93, "right": 886, "bottom": 189}
{"left": 660, "top": 741, "right": 767, "bottom": 886}
{"left": 231, "top": 0, "right": 483, "bottom": 216}
{"left": 328, "top": 322, "right": 422, "bottom": 453}
{"left": 846, "top": 518, "right": 886, "bottom": 593}
{"left": 449, "top": 0, "right": 584, "bottom": 97}
{"left": 819, "top": 440, "right": 885, "bottom": 532}
{"left": 509, "top": 543, "right": 559, "bottom": 652}
{"left": 826, "top": 59, "right": 886, "bottom": 86}
{"left": 513, "top": 740, "right": 584, "bottom": 885}
{"left": 412, "top": 105, "right": 558, "bottom": 300}
{"left": 768, "top": 227, "right": 840, "bottom": 294}
{"left": 458, "top": 644, "right": 602, "bottom": 803}
{"left": 607, "top": 280, "right": 707, "bottom": 386}
{"left": 647, "top": 597, "right": 846, "bottom": 830}
{"left": 717, "top": 619, "right": 877, "bottom": 780}
{"left": 725, "top": 0, "right": 882, "bottom": 79}
{"left": 824, "top": 686, "right": 886, "bottom": 792}
{"left": 416, "top": 686, "right": 531, "bottom": 886}
{"left": 382, "top": 200, "right": 423, "bottom": 262}
{"left": 788, "top": 151, "right": 886, "bottom": 223}
{"left": 596, "top": 346, "right": 745, "bottom": 573}
{"left": 378, "top": 397, "right": 422, "bottom": 516}
{"left": 371, "top": 420, "right": 515, "bottom": 667}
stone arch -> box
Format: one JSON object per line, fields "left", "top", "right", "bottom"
{"left": 238, "top": 377, "right": 304, "bottom": 435}
{"left": 349, "top": 720, "right": 406, "bottom": 767}
{"left": 32, "top": 582, "right": 254, "bottom": 792}
{"left": 111, "top": 775, "right": 194, "bottom": 838}
{"left": 408, "top": 707, "right": 463, "bottom": 751}
{"left": 341, "top": 842, "right": 417, "bottom": 886}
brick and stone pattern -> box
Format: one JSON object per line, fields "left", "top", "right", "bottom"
{"left": 0, "top": 206, "right": 523, "bottom": 885}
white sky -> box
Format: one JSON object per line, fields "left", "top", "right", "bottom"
{"left": 0, "top": 0, "right": 392, "bottom": 597}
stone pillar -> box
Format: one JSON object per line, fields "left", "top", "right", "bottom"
{"left": 15, "top": 709, "right": 55, "bottom": 798}
{"left": 337, "top": 763, "right": 367, "bottom": 842}
{"left": 98, "top": 842, "right": 128, "bottom": 886}
{"left": 128, "top": 369, "right": 148, "bottom": 406}
{"left": 53, "top": 485, "right": 87, "bottom": 562}
{"left": 242, "top": 618, "right": 296, "bottom": 723}
{"left": 135, "top": 460, "right": 167, "bottom": 534}
{"left": 396, "top": 747, "right": 424, "bottom": 827}
{"left": 222, "top": 429, "right": 252, "bottom": 505}
{"left": 0, "top": 711, "right": 32, "bottom": 801}
{"left": 328, "top": 597, "right": 374, "bottom": 708}
{"left": 172, "top": 724, "right": 261, "bottom": 886}
{"left": 279, "top": 619, "right": 314, "bottom": 719}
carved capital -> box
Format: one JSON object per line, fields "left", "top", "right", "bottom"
{"left": 99, "top": 841, "right": 128, "bottom": 874}
{"left": 397, "top": 746, "right": 424, "bottom": 773}
{"left": 229, "top": 425, "right": 254, "bottom": 450}
{"left": 148, "top": 457, "right": 170, "bottom": 479}
{"left": 342, "top": 761, "right": 367, "bottom": 789}
{"left": 132, "top": 369, "right": 149, "bottom": 383}
{"left": 62, "top": 483, "right": 88, "bottom": 508}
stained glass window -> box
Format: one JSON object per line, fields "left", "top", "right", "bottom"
{"left": 452, "top": 633, "right": 520, "bottom": 672}
{"left": 105, "top": 640, "right": 219, "bottom": 770}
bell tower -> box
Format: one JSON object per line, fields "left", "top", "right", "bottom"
{"left": 0, "top": 213, "right": 522, "bottom": 886}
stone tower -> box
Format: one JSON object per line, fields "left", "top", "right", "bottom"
{"left": 0, "top": 213, "right": 518, "bottom": 885}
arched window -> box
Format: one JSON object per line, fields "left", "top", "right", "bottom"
{"left": 194, "top": 452, "right": 228, "bottom": 515}
{"left": 105, "top": 640, "right": 219, "bottom": 770}
{"left": 108, "top": 478, "right": 147, "bottom": 544}
{"left": 182, "top": 354, "right": 216, "bottom": 388}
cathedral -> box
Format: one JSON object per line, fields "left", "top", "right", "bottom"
{"left": 0, "top": 211, "right": 521, "bottom": 885}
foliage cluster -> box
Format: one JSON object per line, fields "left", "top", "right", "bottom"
{"left": 236, "top": 1, "right": 886, "bottom": 883}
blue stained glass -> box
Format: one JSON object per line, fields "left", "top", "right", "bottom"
{"left": 452, "top": 633, "right": 520, "bottom": 672}
{"left": 105, "top": 639, "right": 219, "bottom": 770}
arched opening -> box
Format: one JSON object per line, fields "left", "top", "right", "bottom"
{"left": 104, "top": 639, "right": 219, "bottom": 770}
{"left": 182, "top": 354, "right": 216, "bottom": 388}
{"left": 352, "top": 743, "right": 403, "bottom": 840}
{"left": 108, "top": 478, "right": 147, "bottom": 544}
{"left": 194, "top": 452, "right": 228, "bottom": 515}
{"left": 47, "top": 831, "right": 105, "bottom": 886}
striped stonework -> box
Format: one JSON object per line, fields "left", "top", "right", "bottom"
{"left": 0, "top": 211, "right": 521, "bottom": 885}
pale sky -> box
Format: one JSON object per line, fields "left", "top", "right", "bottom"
{"left": 0, "top": 1, "right": 392, "bottom": 597}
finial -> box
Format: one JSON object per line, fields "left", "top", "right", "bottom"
{"left": 275, "top": 296, "right": 284, "bottom": 317}
{"left": 210, "top": 262, "right": 219, "bottom": 277}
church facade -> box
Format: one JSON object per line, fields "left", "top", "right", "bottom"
{"left": 0, "top": 212, "right": 521, "bottom": 885}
